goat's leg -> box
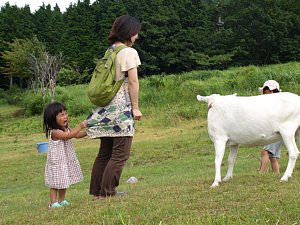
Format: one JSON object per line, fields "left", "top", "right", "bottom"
{"left": 281, "top": 135, "right": 299, "bottom": 182}
{"left": 211, "top": 139, "right": 226, "bottom": 188}
{"left": 223, "top": 145, "right": 239, "bottom": 182}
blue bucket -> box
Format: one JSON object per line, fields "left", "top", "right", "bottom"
{"left": 37, "top": 142, "right": 48, "bottom": 153}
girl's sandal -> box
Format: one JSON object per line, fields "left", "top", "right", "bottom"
{"left": 48, "top": 202, "right": 62, "bottom": 208}
{"left": 59, "top": 200, "right": 70, "bottom": 206}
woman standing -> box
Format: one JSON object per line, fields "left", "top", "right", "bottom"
{"left": 87, "top": 15, "right": 142, "bottom": 199}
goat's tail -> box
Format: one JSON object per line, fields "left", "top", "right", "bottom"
{"left": 196, "top": 93, "right": 236, "bottom": 104}
{"left": 196, "top": 94, "right": 220, "bottom": 104}
{"left": 196, "top": 95, "right": 208, "bottom": 103}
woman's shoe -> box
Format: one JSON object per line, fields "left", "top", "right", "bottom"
{"left": 115, "top": 191, "right": 127, "bottom": 196}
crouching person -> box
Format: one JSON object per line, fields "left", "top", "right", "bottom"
{"left": 258, "top": 80, "right": 284, "bottom": 173}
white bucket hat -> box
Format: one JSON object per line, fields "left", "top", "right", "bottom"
{"left": 258, "top": 80, "right": 281, "bottom": 94}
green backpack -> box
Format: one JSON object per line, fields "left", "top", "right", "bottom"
{"left": 88, "top": 44, "right": 127, "bottom": 106}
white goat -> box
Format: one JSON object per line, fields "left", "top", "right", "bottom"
{"left": 196, "top": 92, "right": 300, "bottom": 188}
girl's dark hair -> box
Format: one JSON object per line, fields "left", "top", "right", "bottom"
{"left": 108, "top": 15, "right": 141, "bottom": 45}
{"left": 43, "top": 102, "right": 67, "bottom": 138}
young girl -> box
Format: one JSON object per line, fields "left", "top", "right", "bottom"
{"left": 43, "top": 102, "right": 87, "bottom": 208}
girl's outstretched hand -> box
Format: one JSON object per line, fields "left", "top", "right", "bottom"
{"left": 80, "top": 120, "right": 88, "bottom": 128}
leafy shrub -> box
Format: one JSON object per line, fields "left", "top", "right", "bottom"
{"left": 179, "top": 80, "right": 203, "bottom": 98}
{"left": 20, "top": 85, "right": 94, "bottom": 116}
{"left": 22, "top": 92, "right": 48, "bottom": 115}
{"left": 175, "top": 105, "right": 200, "bottom": 120}
{"left": 55, "top": 85, "right": 94, "bottom": 116}
{"left": 7, "top": 62, "right": 300, "bottom": 122}
{"left": 54, "top": 86, "right": 72, "bottom": 103}
{"left": 146, "top": 75, "right": 168, "bottom": 88}
{"left": 197, "top": 77, "right": 227, "bottom": 95}
{"left": 184, "top": 70, "right": 221, "bottom": 81}
{"left": 57, "top": 67, "right": 90, "bottom": 86}
{"left": 65, "top": 98, "right": 93, "bottom": 117}
{"left": 0, "top": 85, "right": 24, "bottom": 104}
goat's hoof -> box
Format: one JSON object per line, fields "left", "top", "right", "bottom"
{"left": 280, "top": 176, "right": 290, "bottom": 182}
{"left": 223, "top": 176, "right": 232, "bottom": 182}
{"left": 210, "top": 182, "right": 220, "bottom": 188}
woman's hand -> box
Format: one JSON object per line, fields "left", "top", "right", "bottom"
{"left": 132, "top": 109, "right": 142, "bottom": 120}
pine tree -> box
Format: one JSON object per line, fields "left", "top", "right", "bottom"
{"left": 61, "top": 0, "right": 98, "bottom": 72}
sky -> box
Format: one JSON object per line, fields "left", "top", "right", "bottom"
{"left": 0, "top": 0, "right": 96, "bottom": 12}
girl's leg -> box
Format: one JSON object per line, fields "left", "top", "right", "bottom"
{"left": 58, "top": 189, "right": 66, "bottom": 202}
{"left": 259, "top": 149, "right": 270, "bottom": 173}
{"left": 90, "top": 137, "right": 113, "bottom": 196}
{"left": 270, "top": 157, "right": 280, "bottom": 173}
{"left": 100, "top": 137, "right": 133, "bottom": 196}
{"left": 50, "top": 188, "right": 58, "bottom": 204}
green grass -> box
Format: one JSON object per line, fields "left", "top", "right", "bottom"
{"left": 1, "top": 62, "right": 300, "bottom": 224}
{"left": 1, "top": 115, "right": 300, "bottom": 224}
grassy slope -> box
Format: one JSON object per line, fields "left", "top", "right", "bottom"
{"left": 1, "top": 62, "right": 300, "bottom": 224}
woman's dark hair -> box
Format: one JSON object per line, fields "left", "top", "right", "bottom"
{"left": 108, "top": 15, "right": 141, "bottom": 45}
{"left": 43, "top": 102, "right": 67, "bottom": 138}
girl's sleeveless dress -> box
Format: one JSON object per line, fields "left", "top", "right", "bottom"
{"left": 45, "top": 130, "right": 83, "bottom": 189}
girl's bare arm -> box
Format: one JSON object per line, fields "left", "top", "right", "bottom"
{"left": 75, "top": 131, "right": 87, "bottom": 138}
{"left": 52, "top": 121, "right": 87, "bottom": 140}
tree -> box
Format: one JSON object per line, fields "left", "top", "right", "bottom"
{"left": 28, "top": 52, "right": 64, "bottom": 102}
{"left": 0, "top": 37, "right": 45, "bottom": 89}
{"left": 126, "top": 0, "right": 213, "bottom": 74}
{"left": 34, "top": 3, "right": 65, "bottom": 55}
{"left": 94, "top": 0, "right": 127, "bottom": 50}
{"left": 125, "top": 0, "right": 181, "bottom": 74}
{"left": 1, "top": 0, "right": 299, "bottom": 79}
{"left": 223, "top": 0, "right": 300, "bottom": 65}
{"left": 0, "top": 3, "right": 35, "bottom": 41}
{"left": 0, "top": 3, "right": 35, "bottom": 83}
{"left": 61, "top": 0, "right": 98, "bottom": 72}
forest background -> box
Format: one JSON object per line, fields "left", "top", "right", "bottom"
{"left": 0, "top": 0, "right": 299, "bottom": 90}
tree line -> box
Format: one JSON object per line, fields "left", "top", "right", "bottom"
{"left": 0, "top": 0, "right": 299, "bottom": 88}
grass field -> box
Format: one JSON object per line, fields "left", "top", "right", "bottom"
{"left": 1, "top": 106, "right": 300, "bottom": 225}
{"left": 1, "top": 62, "right": 300, "bottom": 224}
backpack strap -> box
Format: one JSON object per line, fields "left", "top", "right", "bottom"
{"left": 112, "top": 44, "right": 127, "bottom": 54}
{"left": 102, "top": 44, "right": 127, "bottom": 60}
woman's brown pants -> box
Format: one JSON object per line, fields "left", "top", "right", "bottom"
{"left": 89, "top": 137, "right": 133, "bottom": 197}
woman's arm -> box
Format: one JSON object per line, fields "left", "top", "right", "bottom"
{"left": 128, "top": 67, "right": 142, "bottom": 120}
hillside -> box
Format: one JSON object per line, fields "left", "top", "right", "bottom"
{"left": 1, "top": 62, "right": 300, "bottom": 224}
